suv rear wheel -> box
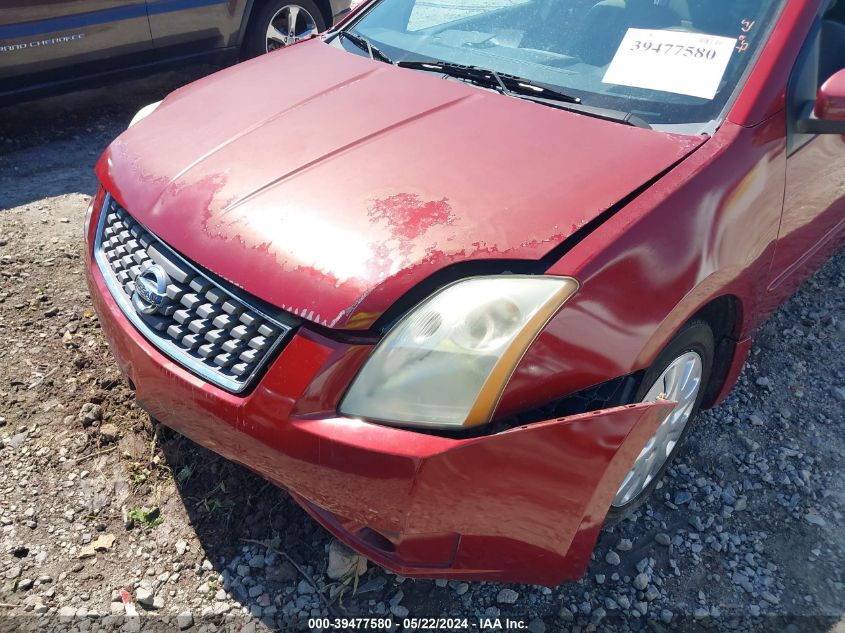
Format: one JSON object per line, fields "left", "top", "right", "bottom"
{"left": 244, "top": 0, "right": 326, "bottom": 58}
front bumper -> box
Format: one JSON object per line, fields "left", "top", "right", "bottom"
{"left": 85, "top": 203, "right": 672, "bottom": 586}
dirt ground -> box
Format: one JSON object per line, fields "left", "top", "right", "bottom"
{"left": 0, "top": 67, "right": 843, "bottom": 633}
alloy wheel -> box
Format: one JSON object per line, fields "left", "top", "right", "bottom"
{"left": 265, "top": 4, "right": 319, "bottom": 52}
{"left": 612, "top": 351, "right": 703, "bottom": 508}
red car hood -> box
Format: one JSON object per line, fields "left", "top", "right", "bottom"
{"left": 97, "top": 39, "right": 704, "bottom": 330}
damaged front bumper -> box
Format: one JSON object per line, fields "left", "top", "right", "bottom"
{"left": 296, "top": 399, "right": 673, "bottom": 585}
{"left": 86, "top": 239, "right": 672, "bottom": 586}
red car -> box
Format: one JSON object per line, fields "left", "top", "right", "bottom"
{"left": 85, "top": 0, "right": 845, "bottom": 585}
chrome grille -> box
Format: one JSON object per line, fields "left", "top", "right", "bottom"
{"left": 94, "top": 195, "right": 293, "bottom": 393}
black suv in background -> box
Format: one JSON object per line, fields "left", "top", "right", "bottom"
{"left": 0, "top": 0, "right": 352, "bottom": 105}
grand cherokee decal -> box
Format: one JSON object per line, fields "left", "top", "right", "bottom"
{"left": 0, "top": 33, "right": 85, "bottom": 53}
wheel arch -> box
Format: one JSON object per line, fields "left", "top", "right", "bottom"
{"left": 644, "top": 293, "right": 745, "bottom": 411}
{"left": 689, "top": 294, "right": 745, "bottom": 408}
{"left": 237, "top": 0, "right": 259, "bottom": 48}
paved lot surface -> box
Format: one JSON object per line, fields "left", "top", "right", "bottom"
{"left": 0, "top": 66, "right": 843, "bottom": 632}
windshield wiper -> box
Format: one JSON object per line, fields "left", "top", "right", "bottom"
{"left": 338, "top": 30, "right": 393, "bottom": 64}
{"left": 397, "top": 59, "right": 650, "bottom": 129}
{"left": 397, "top": 60, "right": 580, "bottom": 103}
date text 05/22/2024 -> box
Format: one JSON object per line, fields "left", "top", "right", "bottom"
{"left": 308, "top": 617, "right": 533, "bottom": 630}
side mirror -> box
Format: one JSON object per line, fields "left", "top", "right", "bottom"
{"left": 797, "top": 68, "right": 845, "bottom": 134}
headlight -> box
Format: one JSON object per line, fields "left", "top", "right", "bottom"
{"left": 339, "top": 275, "right": 578, "bottom": 429}
{"left": 128, "top": 100, "right": 162, "bottom": 128}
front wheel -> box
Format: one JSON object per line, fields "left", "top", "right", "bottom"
{"left": 605, "top": 320, "right": 714, "bottom": 524}
{"left": 243, "top": 0, "right": 327, "bottom": 59}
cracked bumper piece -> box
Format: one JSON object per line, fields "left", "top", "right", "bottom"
{"left": 87, "top": 256, "right": 673, "bottom": 586}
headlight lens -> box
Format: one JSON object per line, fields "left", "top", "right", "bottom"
{"left": 339, "top": 275, "right": 578, "bottom": 429}
{"left": 128, "top": 100, "right": 162, "bottom": 128}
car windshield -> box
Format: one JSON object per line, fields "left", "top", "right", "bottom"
{"left": 338, "top": 0, "right": 785, "bottom": 131}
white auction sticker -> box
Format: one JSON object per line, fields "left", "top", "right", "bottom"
{"left": 602, "top": 28, "right": 737, "bottom": 100}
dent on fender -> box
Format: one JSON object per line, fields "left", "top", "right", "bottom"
{"left": 496, "top": 117, "right": 788, "bottom": 421}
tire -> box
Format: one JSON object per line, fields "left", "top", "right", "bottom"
{"left": 242, "top": 0, "right": 327, "bottom": 59}
{"left": 605, "top": 319, "right": 715, "bottom": 525}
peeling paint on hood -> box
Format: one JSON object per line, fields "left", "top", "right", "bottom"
{"left": 97, "top": 39, "right": 705, "bottom": 330}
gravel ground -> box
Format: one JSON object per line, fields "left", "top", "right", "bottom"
{"left": 1, "top": 68, "right": 844, "bottom": 633}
